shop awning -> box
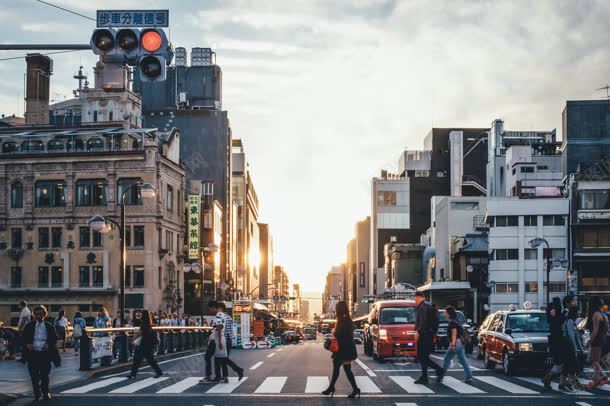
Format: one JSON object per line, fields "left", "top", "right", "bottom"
{"left": 417, "top": 281, "right": 472, "bottom": 291}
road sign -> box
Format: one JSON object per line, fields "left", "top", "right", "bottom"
{"left": 97, "top": 10, "right": 169, "bottom": 28}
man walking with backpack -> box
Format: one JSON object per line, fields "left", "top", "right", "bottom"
{"left": 414, "top": 291, "right": 443, "bottom": 384}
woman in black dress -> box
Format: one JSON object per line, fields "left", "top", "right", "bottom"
{"left": 128, "top": 310, "right": 163, "bottom": 379}
{"left": 322, "top": 301, "right": 360, "bottom": 399}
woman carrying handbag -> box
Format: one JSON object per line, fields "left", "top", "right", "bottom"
{"left": 128, "top": 310, "right": 163, "bottom": 379}
{"left": 322, "top": 301, "right": 360, "bottom": 399}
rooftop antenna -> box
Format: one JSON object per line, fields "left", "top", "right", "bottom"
{"left": 73, "top": 65, "right": 87, "bottom": 90}
{"left": 596, "top": 84, "right": 610, "bottom": 100}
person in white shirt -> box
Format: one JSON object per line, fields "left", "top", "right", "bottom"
{"left": 54, "top": 309, "right": 68, "bottom": 352}
{"left": 22, "top": 306, "right": 58, "bottom": 401}
{"left": 17, "top": 300, "right": 31, "bottom": 332}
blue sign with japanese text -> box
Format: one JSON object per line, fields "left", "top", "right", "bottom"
{"left": 96, "top": 10, "right": 169, "bottom": 28}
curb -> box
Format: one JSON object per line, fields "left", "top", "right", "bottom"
{"left": 88, "top": 349, "right": 206, "bottom": 378}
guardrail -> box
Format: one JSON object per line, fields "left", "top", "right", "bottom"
{"left": 77, "top": 325, "right": 213, "bottom": 371}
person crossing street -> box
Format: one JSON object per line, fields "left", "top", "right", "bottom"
{"left": 414, "top": 291, "right": 443, "bottom": 384}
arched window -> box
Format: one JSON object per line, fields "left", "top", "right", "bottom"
{"left": 10, "top": 181, "right": 23, "bottom": 208}
{"left": 66, "top": 139, "right": 84, "bottom": 151}
{"left": 21, "top": 140, "right": 44, "bottom": 152}
{"left": 87, "top": 138, "right": 105, "bottom": 151}
{"left": 47, "top": 139, "right": 65, "bottom": 152}
{"left": 2, "top": 141, "right": 18, "bottom": 153}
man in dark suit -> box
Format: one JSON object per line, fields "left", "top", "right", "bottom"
{"left": 21, "top": 305, "right": 58, "bottom": 401}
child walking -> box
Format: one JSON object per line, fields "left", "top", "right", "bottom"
{"left": 211, "top": 321, "right": 229, "bottom": 383}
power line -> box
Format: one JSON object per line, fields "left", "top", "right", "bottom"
{"left": 35, "top": 0, "right": 95, "bottom": 21}
{"left": 0, "top": 49, "right": 85, "bottom": 62}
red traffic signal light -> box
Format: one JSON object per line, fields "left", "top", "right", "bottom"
{"left": 141, "top": 29, "right": 163, "bottom": 52}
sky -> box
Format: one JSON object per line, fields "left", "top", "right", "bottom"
{"left": 1, "top": 1, "right": 610, "bottom": 297}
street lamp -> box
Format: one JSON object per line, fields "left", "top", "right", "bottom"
{"left": 89, "top": 181, "right": 156, "bottom": 362}
{"left": 528, "top": 237, "right": 568, "bottom": 305}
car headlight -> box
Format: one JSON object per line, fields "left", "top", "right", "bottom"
{"left": 379, "top": 329, "right": 388, "bottom": 340}
{"left": 518, "top": 343, "right": 533, "bottom": 352}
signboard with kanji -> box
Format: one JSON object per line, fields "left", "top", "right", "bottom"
{"left": 188, "top": 194, "right": 200, "bottom": 259}
{"left": 96, "top": 10, "right": 169, "bottom": 28}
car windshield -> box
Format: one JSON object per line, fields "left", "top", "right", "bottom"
{"left": 380, "top": 307, "right": 416, "bottom": 325}
{"left": 505, "top": 313, "right": 549, "bottom": 333}
{"left": 438, "top": 311, "right": 466, "bottom": 324}
{"left": 304, "top": 328, "right": 316, "bottom": 334}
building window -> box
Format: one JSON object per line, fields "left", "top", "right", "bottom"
{"left": 579, "top": 228, "right": 610, "bottom": 248}
{"left": 80, "top": 226, "right": 91, "bottom": 248}
{"left": 51, "top": 266, "right": 63, "bottom": 287}
{"left": 66, "top": 139, "right": 84, "bottom": 151}
{"left": 545, "top": 248, "right": 566, "bottom": 259}
{"left": 21, "top": 140, "right": 44, "bottom": 152}
{"left": 377, "top": 191, "right": 397, "bottom": 207}
{"left": 79, "top": 266, "right": 90, "bottom": 287}
{"left": 35, "top": 180, "right": 66, "bottom": 207}
{"left": 93, "top": 111, "right": 98, "bottom": 122}
{"left": 520, "top": 166, "right": 535, "bottom": 173}
{"left": 524, "top": 282, "right": 538, "bottom": 292}
{"left": 86, "top": 138, "right": 105, "bottom": 151}
{"left": 117, "top": 178, "right": 143, "bottom": 205}
{"left": 450, "top": 201, "right": 479, "bottom": 210}
{"left": 92, "top": 230, "right": 103, "bottom": 247}
{"left": 167, "top": 186, "right": 173, "bottom": 211}
{"left": 52, "top": 227, "right": 62, "bottom": 248}
{"left": 38, "top": 266, "right": 49, "bottom": 287}
{"left": 10, "top": 267, "right": 22, "bottom": 288}
{"left": 494, "top": 249, "right": 518, "bottom": 260}
{"left": 11, "top": 228, "right": 22, "bottom": 249}
{"left": 76, "top": 179, "right": 108, "bottom": 206}
{"left": 494, "top": 216, "right": 518, "bottom": 227}
{"left": 109, "top": 110, "right": 113, "bottom": 121}
{"left": 92, "top": 266, "right": 103, "bottom": 288}
{"left": 38, "top": 228, "right": 49, "bottom": 249}
{"left": 580, "top": 190, "right": 610, "bottom": 210}
{"left": 47, "top": 139, "right": 64, "bottom": 151}
{"left": 495, "top": 282, "right": 518, "bottom": 293}
{"left": 133, "top": 226, "right": 145, "bottom": 247}
{"left": 537, "top": 165, "right": 549, "bottom": 170}
{"left": 133, "top": 266, "right": 145, "bottom": 288}
{"left": 524, "top": 248, "right": 538, "bottom": 260}
{"left": 414, "top": 170, "right": 430, "bottom": 177}
{"left": 543, "top": 215, "right": 565, "bottom": 226}
{"left": 10, "top": 182, "right": 23, "bottom": 208}
{"left": 524, "top": 215, "right": 537, "bottom": 226}
{"left": 2, "top": 141, "right": 18, "bottom": 153}
{"left": 548, "top": 282, "right": 566, "bottom": 293}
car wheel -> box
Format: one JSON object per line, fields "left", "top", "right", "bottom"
{"left": 483, "top": 347, "right": 495, "bottom": 369}
{"left": 502, "top": 350, "right": 513, "bottom": 376}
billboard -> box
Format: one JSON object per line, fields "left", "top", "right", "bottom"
{"left": 188, "top": 194, "right": 200, "bottom": 259}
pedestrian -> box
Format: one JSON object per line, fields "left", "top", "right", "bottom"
{"left": 210, "top": 321, "right": 229, "bottom": 383}
{"left": 542, "top": 297, "right": 564, "bottom": 389}
{"left": 322, "top": 301, "right": 360, "bottom": 399}
{"left": 562, "top": 306, "right": 584, "bottom": 391}
{"left": 133, "top": 310, "right": 143, "bottom": 327}
{"left": 17, "top": 300, "right": 31, "bottom": 363}
{"left": 111, "top": 310, "right": 122, "bottom": 358}
{"left": 21, "top": 305, "right": 59, "bottom": 401}
{"left": 200, "top": 301, "right": 219, "bottom": 384}
{"left": 54, "top": 309, "right": 68, "bottom": 352}
{"left": 440, "top": 306, "right": 472, "bottom": 384}
{"left": 170, "top": 313, "right": 178, "bottom": 326}
{"left": 216, "top": 302, "right": 244, "bottom": 379}
{"left": 586, "top": 297, "right": 609, "bottom": 388}
{"left": 414, "top": 291, "right": 443, "bottom": 384}
{"left": 72, "top": 312, "right": 86, "bottom": 356}
{"left": 128, "top": 310, "right": 163, "bottom": 379}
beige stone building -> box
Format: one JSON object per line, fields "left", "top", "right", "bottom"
{"left": 0, "top": 122, "right": 185, "bottom": 324}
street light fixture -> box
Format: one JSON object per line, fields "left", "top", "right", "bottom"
{"left": 88, "top": 181, "right": 156, "bottom": 362}
{"left": 528, "top": 237, "right": 568, "bottom": 305}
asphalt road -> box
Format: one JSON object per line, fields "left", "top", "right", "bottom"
{"left": 9, "top": 335, "right": 610, "bottom": 406}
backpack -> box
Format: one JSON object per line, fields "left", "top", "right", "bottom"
{"left": 73, "top": 322, "right": 83, "bottom": 338}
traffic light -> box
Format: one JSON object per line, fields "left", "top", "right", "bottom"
{"left": 90, "top": 28, "right": 173, "bottom": 82}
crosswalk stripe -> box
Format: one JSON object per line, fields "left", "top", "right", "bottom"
{"left": 206, "top": 377, "right": 248, "bottom": 394}
{"left": 355, "top": 358, "right": 377, "bottom": 377}
{"left": 305, "top": 376, "right": 329, "bottom": 393}
{"left": 389, "top": 376, "right": 434, "bottom": 394}
{"left": 109, "top": 377, "right": 169, "bottom": 393}
{"left": 62, "top": 377, "right": 128, "bottom": 394}
{"left": 395, "top": 403, "right": 418, "bottom": 406}
{"left": 441, "top": 376, "right": 484, "bottom": 394}
{"left": 578, "top": 377, "right": 610, "bottom": 392}
{"left": 355, "top": 376, "right": 381, "bottom": 393}
{"left": 250, "top": 362, "right": 263, "bottom": 370}
{"left": 474, "top": 376, "right": 538, "bottom": 394}
{"left": 156, "top": 377, "right": 203, "bottom": 393}
{"left": 516, "top": 377, "right": 592, "bottom": 396}
{"left": 254, "top": 377, "right": 287, "bottom": 393}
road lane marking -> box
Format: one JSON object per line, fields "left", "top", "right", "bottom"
{"left": 389, "top": 376, "right": 434, "bottom": 393}
{"left": 355, "top": 358, "right": 377, "bottom": 377}
{"left": 250, "top": 361, "right": 263, "bottom": 370}
{"left": 267, "top": 352, "right": 277, "bottom": 358}
{"left": 516, "top": 376, "right": 592, "bottom": 395}
{"left": 441, "top": 376, "right": 484, "bottom": 394}
{"left": 355, "top": 376, "right": 381, "bottom": 393}
{"left": 305, "top": 376, "right": 330, "bottom": 393}
{"left": 474, "top": 376, "right": 538, "bottom": 394}
{"left": 254, "top": 377, "right": 287, "bottom": 393}
{"left": 62, "top": 377, "right": 128, "bottom": 393}
{"left": 395, "top": 404, "right": 418, "bottom": 406}
{"left": 277, "top": 348, "right": 284, "bottom": 351}
{"left": 109, "top": 377, "right": 169, "bottom": 393}
{"left": 156, "top": 377, "right": 203, "bottom": 393}
{"left": 206, "top": 377, "right": 248, "bottom": 394}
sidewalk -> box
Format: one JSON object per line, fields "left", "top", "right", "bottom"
{"left": 0, "top": 349, "right": 87, "bottom": 397}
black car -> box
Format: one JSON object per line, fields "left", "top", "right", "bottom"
{"left": 282, "top": 330, "right": 302, "bottom": 344}
{"left": 435, "top": 310, "right": 475, "bottom": 353}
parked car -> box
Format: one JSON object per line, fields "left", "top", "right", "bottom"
{"left": 354, "top": 329, "right": 365, "bottom": 340}
{"left": 282, "top": 330, "right": 302, "bottom": 344}
{"left": 436, "top": 310, "right": 475, "bottom": 353}
{"left": 367, "top": 299, "right": 418, "bottom": 361}
{"left": 303, "top": 327, "right": 317, "bottom": 340}
{"left": 475, "top": 313, "right": 495, "bottom": 359}
{"left": 477, "top": 309, "right": 551, "bottom": 375}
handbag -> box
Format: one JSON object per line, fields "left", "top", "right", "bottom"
{"left": 324, "top": 336, "right": 340, "bottom": 353}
